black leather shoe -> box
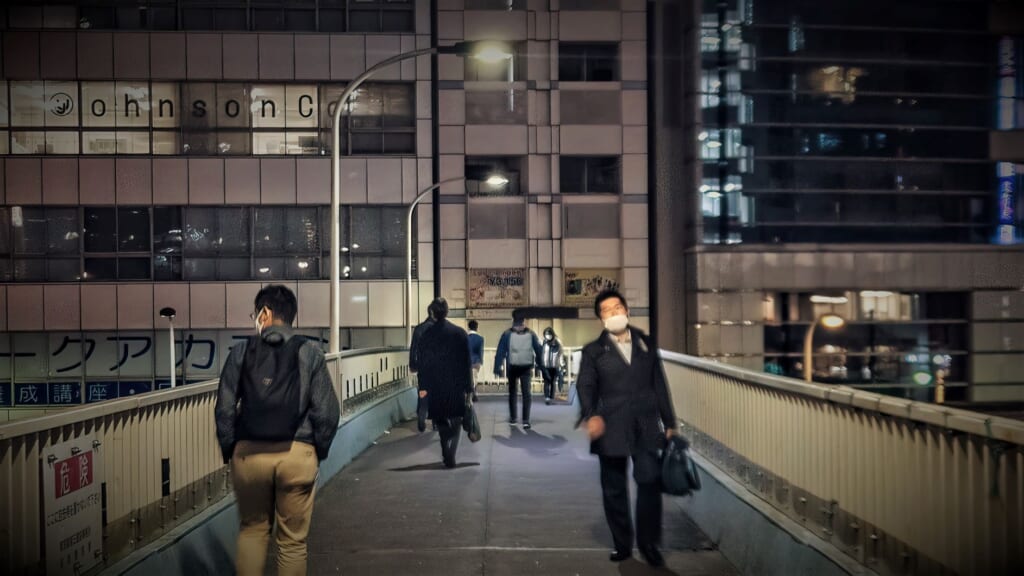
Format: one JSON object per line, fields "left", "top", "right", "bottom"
{"left": 639, "top": 546, "right": 664, "bottom": 567}
{"left": 609, "top": 550, "right": 631, "bottom": 562}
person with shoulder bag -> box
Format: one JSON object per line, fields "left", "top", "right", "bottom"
{"left": 215, "top": 285, "right": 340, "bottom": 576}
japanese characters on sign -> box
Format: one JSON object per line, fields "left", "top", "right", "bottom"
{"left": 42, "top": 438, "right": 103, "bottom": 576}
{"left": 467, "top": 269, "right": 528, "bottom": 309}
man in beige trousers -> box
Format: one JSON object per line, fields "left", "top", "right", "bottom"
{"left": 215, "top": 285, "right": 340, "bottom": 576}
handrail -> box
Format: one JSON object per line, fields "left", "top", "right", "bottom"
{"left": 662, "top": 350, "right": 1024, "bottom": 575}
{"left": 661, "top": 350, "right": 1024, "bottom": 445}
{"left": 0, "top": 346, "right": 411, "bottom": 576}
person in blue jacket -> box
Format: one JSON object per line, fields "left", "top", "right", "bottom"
{"left": 467, "top": 319, "right": 484, "bottom": 401}
{"left": 493, "top": 310, "right": 543, "bottom": 429}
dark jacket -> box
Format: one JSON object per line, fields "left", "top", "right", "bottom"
{"left": 576, "top": 327, "right": 677, "bottom": 457}
{"left": 409, "top": 317, "right": 434, "bottom": 373}
{"left": 417, "top": 319, "right": 473, "bottom": 421}
{"left": 215, "top": 325, "right": 340, "bottom": 463}
{"left": 493, "top": 326, "right": 543, "bottom": 375}
{"left": 468, "top": 331, "right": 485, "bottom": 367}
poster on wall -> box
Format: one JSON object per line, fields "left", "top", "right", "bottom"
{"left": 41, "top": 438, "right": 104, "bottom": 576}
{"left": 563, "top": 269, "right": 621, "bottom": 308}
{"left": 468, "top": 269, "right": 528, "bottom": 308}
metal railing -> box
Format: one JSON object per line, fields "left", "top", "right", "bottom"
{"left": 662, "top": 351, "right": 1024, "bottom": 576}
{"left": 0, "top": 347, "right": 410, "bottom": 576}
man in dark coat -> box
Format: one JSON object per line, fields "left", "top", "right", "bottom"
{"left": 577, "top": 289, "right": 677, "bottom": 567}
{"left": 409, "top": 309, "right": 436, "bottom": 433}
{"left": 416, "top": 298, "right": 474, "bottom": 468}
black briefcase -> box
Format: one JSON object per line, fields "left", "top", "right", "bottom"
{"left": 661, "top": 435, "right": 702, "bottom": 496}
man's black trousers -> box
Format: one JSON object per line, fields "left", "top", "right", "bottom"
{"left": 599, "top": 451, "right": 663, "bottom": 554}
{"left": 438, "top": 418, "right": 463, "bottom": 468}
{"left": 507, "top": 365, "right": 533, "bottom": 422}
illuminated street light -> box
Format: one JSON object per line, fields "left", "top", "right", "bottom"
{"left": 485, "top": 174, "right": 510, "bottom": 187}
{"left": 804, "top": 313, "right": 846, "bottom": 382}
{"left": 330, "top": 41, "right": 513, "bottom": 354}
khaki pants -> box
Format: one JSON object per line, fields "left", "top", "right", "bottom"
{"left": 232, "top": 440, "right": 319, "bottom": 576}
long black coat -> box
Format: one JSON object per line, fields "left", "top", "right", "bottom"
{"left": 577, "top": 327, "right": 677, "bottom": 457}
{"left": 417, "top": 319, "right": 473, "bottom": 421}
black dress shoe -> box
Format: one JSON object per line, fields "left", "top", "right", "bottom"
{"left": 639, "top": 546, "right": 664, "bottom": 567}
{"left": 609, "top": 550, "right": 631, "bottom": 562}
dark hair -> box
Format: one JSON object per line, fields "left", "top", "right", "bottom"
{"left": 593, "top": 289, "right": 628, "bottom": 319}
{"left": 512, "top": 309, "right": 526, "bottom": 324}
{"left": 255, "top": 284, "right": 298, "bottom": 325}
{"left": 543, "top": 326, "right": 556, "bottom": 338}
{"left": 429, "top": 297, "right": 449, "bottom": 320}
{"left": 468, "top": 320, "right": 478, "bottom": 331}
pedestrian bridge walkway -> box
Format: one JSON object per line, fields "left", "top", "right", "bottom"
{"left": 303, "top": 399, "right": 734, "bottom": 575}
{"left": 2, "top": 347, "right": 1022, "bottom": 576}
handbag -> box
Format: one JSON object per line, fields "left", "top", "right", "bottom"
{"left": 661, "top": 435, "right": 701, "bottom": 496}
{"left": 463, "top": 400, "right": 482, "bottom": 443}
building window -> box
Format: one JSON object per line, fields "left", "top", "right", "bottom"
{"left": 254, "top": 207, "right": 321, "bottom": 280}
{"left": 465, "top": 90, "right": 528, "bottom": 124}
{"left": 468, "top": 203, "right": 526, "bottom": 240}
{"left": 0, "top": 81, "right": 414, "bottom": 156}
{"left": 334, "top": 206, "right": 414, "bottom": 279}
{"left": 464, "top": 0, "right": 527, "bottom": 9}
{"left": 563, "top": 204, "right": 621, "bottom": 238}
{"left": 5, "top": 207, "right": 80, "bottom": 282}
{"left": 465, "top": 157, "right": 524, "bottom": 196}
{"left": 347, "top": 0, "right": 414, "bottom": 33}
{"left": 82, "top": 208, "right": 152, "bottom": 281}
{"left": 560, "top": 156, "right": 621, "bottom": 194}
{"left": 559, "top": 43, "right": 619, "bottom": 82}
{"left": 559, "top": 0, "right": 620, "bottom": 9}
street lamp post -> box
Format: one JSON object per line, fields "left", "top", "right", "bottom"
{"left": 803, "top": 313, "right": 845, "bottom": 383}
{"left": 330, "top": 41, "right": 512, "bottom": 354}
{"left": 159, "top": 307, "right": 177, "bottom": 388}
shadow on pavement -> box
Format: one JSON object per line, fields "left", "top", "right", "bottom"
{"left": 619, "top": 558, "right": 682, "bottom": 576}
{"left": 493, "top": 426, "right": 569, "bottom": 457}
{"left": 389, "top": 462, "right": 481, "bottom": 472}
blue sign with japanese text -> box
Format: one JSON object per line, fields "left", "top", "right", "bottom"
{"left": 996, "top": 162, "right": 1021, "bottom": 245}
{"left": 0, "top": 383, "right": 11, "bottom": 407}
{"left": 86, "top": 382, "right": 119, "bottom": 403}
{"left": 14, "top": 383, "right": 48, "bottom": 406}
{"left": 118, "top": 381, "right": 153, "bottom": 397}
{"left": 47, "top": 382, "right": 82, "bottom": 405}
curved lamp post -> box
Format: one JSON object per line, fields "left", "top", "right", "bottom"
{"left": 803, "top": 313, "right": 846, "bottom": 382}
{"left": 405, "top": 174, "right": 510, "bottom": 343}
{"left": 330, "top": 41, "right": 512, "bottom": 354}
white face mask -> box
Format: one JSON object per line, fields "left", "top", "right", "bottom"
{"left": 254, "top": 308, "right": 267, "bottom": 334}
{"left": 545, "top": 334, "right": 553, "bottom": 341}
{"left": 603, "top": 314, "right": 629, "bottom": 334}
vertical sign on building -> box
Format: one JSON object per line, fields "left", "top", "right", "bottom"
{"left": 997, "top": 36, "right": 1019, "bottom": 130}
{"left": 996, "top": 162, "right": 1020, "bottom": 245}
{"left": 42, "top": 439, "right": 104, "bottom": 576}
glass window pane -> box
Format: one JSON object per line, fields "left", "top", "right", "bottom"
{"left": 182, "top": 8, "right": 214, "bottom": 29}
{"left": 350, "top": 86, "right": 383, "bottom": 129}
{"left": 84, "top": 208, "right": 117, "bottom": 253}
{"left": 255, "top": 257, "right": 286, "bottom": 279}
{"left": 9, "top": 82, "right": 44, "bottom": 127}
{"left": 559, "top": 91, "right": 621, "bottom": 124}
{"left": 218, "top": 257, "right": 250, "bottom": 280}
{"left": 381, "top": 10, "right": 413, "bottom": 32}
{"left": 115, "top": 83, "right": 150, "bottom": 128}
{"left": 118, "top": 208, "right": 150, "bottom": 252}
{"left": 320, "top": 10, "right": 345, "bottom": 31}
{"left": 182, "top": 84, "right": 216, "bottom": 130}
{"left": 254, "top": 208, "right": 286, "bottom": 253}
{"left": 216, "top": 131, "right": 250, "bottom": 155}
{"left": 349, "top": 10, "right": 379, "bottom": 32}
{"left": 559, "top": 157, "right": 586, "bottom": 193}
{"left": 0, "top": 207, "right": 10, "bottom": 254}
{"left": 251, "top": 85, "right": 286, "bottom": 128}
{"left": 43, "top": 82, "right": 78, "bottom": 128}
{"left": 468, "top": 203, "right": 526, "bottom": 239}
{"left": 286, "top": 208, "right": 320, "bottom": 252}
{"left": 253, "top": 132, "right": 287, "bottom": 155}
{"left": 183, "top": 131, "right": 216, "bottom": 155}
{"left": 217, "top": 84, "right": 250, "bottom": 129}
{"left": 82, "top": 82, "right": 116, "bottom": 127}
{"left": 154, "top": 207, "right": 183, "bottom": 254}
{"left": 119, "top": 257, "right": 151, "bottom": 280}
{"left": 286, "top": 132, "right": 319, "bottom": 154}
{"left": 83, "top": 132, "right": 118, "bottom": 155}
{"left": 183, "top": 257, "right": 216, "bottom": 280}
{"left": 153, "top": 131, "right": 181, "bottom": 154}
{"left": 151, "top": 7, "right": 177, "bottom": 30}
{"left": 154, "top": 255, "right": 182, "bottom": 280}
{"left": 254, "top": 8, "right": 285, "bottom": 30}
{"left": 466, "top": 90, "right": 528, "bottom": 124}
{"left": 152, "top": 83, "right": 180, "bottom": 128}
{"left": 118, "top": 132, "right": 150, "bottom": 154}
{"left": 289, "top": 257, "right": 319, "bottom": 279}
{"left": 216, "top": 8, "right": 247, "bottom": 30}
{"left": 47, "top": 258, "right": 79, "bottom": 282}
{"left": 84, "top": 257, "right": 117, "bottom": 280}
{"left": 14, "top": 258, "right": 46, "bottom": 281}
{"left": 12, "top": 207, "right": 45, "bottom": 254}
{"left": 382, "top": 133, "right": 414, "bottom": 154}
{"left": 11, "top": 131, "right": 46, "bottom": 154}
{"left": 286, "top": 85, "right": 318, "bottom": 128}
{"left": 286, "top": 9, "right": 315, "bottom": 31}
{"left": 351, "top": 132, "right": 383, "bottom": 154}
{"left": 587, "top": 157, "right": 621, "bottom": 193}
{"left": 0, "top": 81, "right": 9, "bottom": 126}
{"left": 0, "top": 260, "right": 9, "bottom": 282}
{"left": 46, "top": 131, "right": 79, "bottom": 154}
{"left": 48, "top": 209, "right": 80, "bottom": 255}
{"left": 564, "top": 204, "right": 620, "bottom": 238}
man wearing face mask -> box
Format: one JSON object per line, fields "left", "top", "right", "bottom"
{"left": 576, "top": 289, "right": 677, "bottom": 568}
{"left": 215, "top": 285, "right": 340, "bottom": 576}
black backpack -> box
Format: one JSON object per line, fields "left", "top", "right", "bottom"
{"left": 237, "top": 336, "right": 307, "bottom": 442}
